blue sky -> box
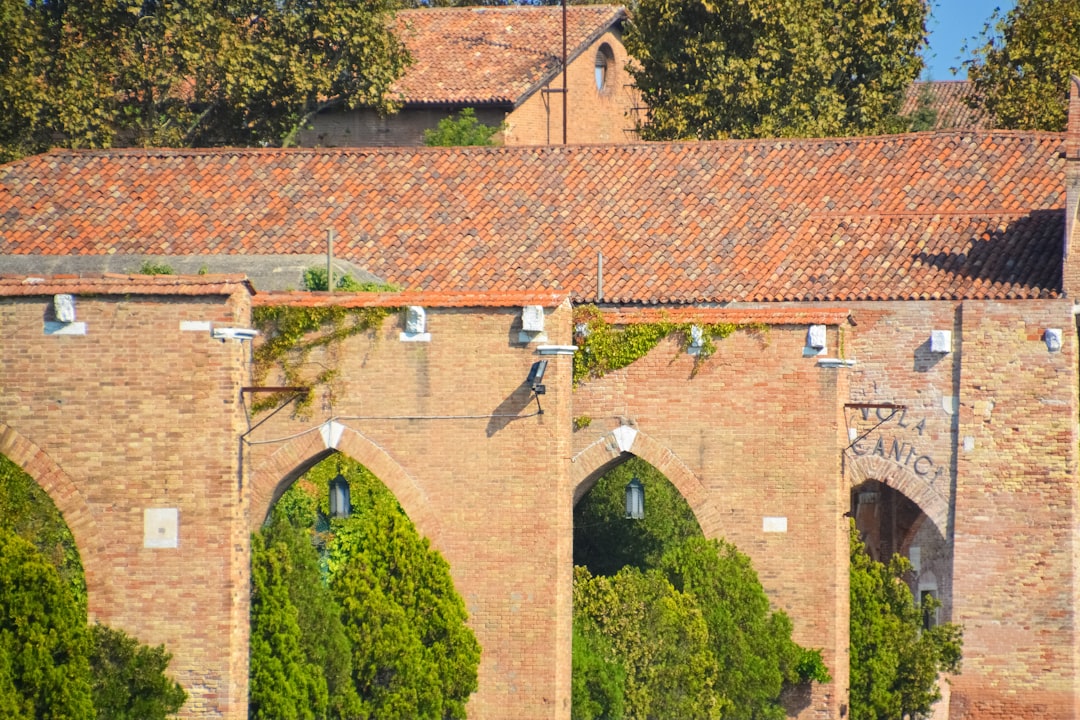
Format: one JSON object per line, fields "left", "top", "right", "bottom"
{"left": 924, "top": 0, "right": 1016, "bottom": 78}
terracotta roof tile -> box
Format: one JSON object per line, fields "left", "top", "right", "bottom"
{"left": 0, "top": 132, "right": 1066, "bottom": 303}
{"left": 253, "top": 289, "right": 568, "bottom": 308}
{"left": 393, "top": 6, "right": 627, "bottom": 106}
{"left": 0, "top": 273, "right": 254, "bottom": 297}
{"left": 900, "top": 81, "right": 991, "bottom": 131}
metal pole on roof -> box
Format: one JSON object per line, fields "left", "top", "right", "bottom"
{"left": 327, "top": 229, "right": 334, "bottom": 293}
{"left": 562, "top": 0, "right": 568, "bottom": 144}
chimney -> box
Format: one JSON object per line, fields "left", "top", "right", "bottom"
{"left": 1063, "top": 75, "right": 1080, "bottom": 296}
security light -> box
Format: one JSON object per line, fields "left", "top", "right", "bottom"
{"left": 526, "top": 360, "right": 548, "bottom": 395}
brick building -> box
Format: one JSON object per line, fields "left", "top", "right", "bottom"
{"left": 298, "top": 5, "right": 639, "bottom": 147}
{"left": 3, "top": 80, "right": 1080, "bottom": 719}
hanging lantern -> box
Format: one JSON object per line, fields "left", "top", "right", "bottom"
{"left": 329, "top": 473, "right": 351, "bottom": 519}
{"left": 625, "top": 476, "right": 644, "bottom": 520}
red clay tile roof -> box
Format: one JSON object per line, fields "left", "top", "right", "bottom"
{"left": 0, "top": 133, "right": 1065, "bottom": 303}
{"left": 392, "top": 6, "right": 627, "bottom": 106}
{"left": 900, "top": 81, "right": 991, "bottom": 131}
{"left": 253, "top": 290, "right": 568, "bottom": 308}
{"left": 0, "top": 273, "right": 254, "bottom": 297}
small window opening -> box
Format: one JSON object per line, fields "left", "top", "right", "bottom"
{"left": 594, "top": 43, "right": 615, "bottom": 92}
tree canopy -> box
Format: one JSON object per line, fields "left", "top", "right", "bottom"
{"left": 623, "top": 0, "right": 927, "bottom": 140}
{"left": 572, "top": 459, "right": 828, "bottom": 719}
{"left": 848, "top": 522, "right": 962, "bottom": 720}
{"left": 0, "top": 0, "right": 410, "bottom": 161}
{"left": 423, "top": 108, "right": 504, "bottom": 147}
{"left": 963, "top": 0, "right": 1080, "bottom": 131}
{"left": 250, "top": 455, "right": 480, "bottom": 719}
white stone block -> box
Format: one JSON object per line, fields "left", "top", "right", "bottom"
{"left": 522, "top": 305, "right": 545, "bottom": 333}
{"left": 54, "top": 294, "right": 76, "bottom": 323}
{"left": 144, "top": 508, "right": 179, "bottom": 549}
{"left": 930, "top": 330, "right": 951, "bottom": 353}
{"left": 807, "top": 324, "right": 826, "bottom": 350}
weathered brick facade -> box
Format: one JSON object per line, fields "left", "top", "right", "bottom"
{"left": 4, "top": 281, "right": 1076, "bottom": 719}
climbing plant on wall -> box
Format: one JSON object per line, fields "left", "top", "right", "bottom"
{"left": 571, "top": 304, "right": 756, "bottom": 384}
{"left": 250, "top": 304, "right": 394, "bottom": 415}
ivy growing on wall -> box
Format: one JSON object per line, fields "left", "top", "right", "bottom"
{"left": 572, "top": 305, "right": 757, "bottom": 384}
{"left": 251, "top": 304, "right": 394, "bottom": 414}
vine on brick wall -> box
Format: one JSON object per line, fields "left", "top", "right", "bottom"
{"left": 251, "top": 304, "right": 394, "bottom": 415}
{"left": 572, "top": 304, "right": 760, "bottom": 384}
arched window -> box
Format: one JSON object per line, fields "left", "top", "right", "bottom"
{"left": 594, "top": 43, "right": 615, "bottom": 93}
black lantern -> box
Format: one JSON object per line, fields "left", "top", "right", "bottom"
{"left": 625, "top": 476, "right": 644, "bottom": 520}
{"left": 329, "top": 473, "right": 351, "bottom": 519}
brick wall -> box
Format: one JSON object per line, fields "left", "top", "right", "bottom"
{"left": 4, "top": 286, "right": 1079, "bottom": 720}
{"left": 0, "top": 288, "right": 253, "bottom": 719}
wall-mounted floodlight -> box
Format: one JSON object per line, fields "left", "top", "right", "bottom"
{"left": 329, "top": 473, "right": 351, "bottom": 519}
{"left": 625, "top": 477, "right": 644, "bottom": 520}
{"left": 526, "top": 360, "right": 548, "bottom": 395}
{"left": 211, "top": 327, "right": 259, "bottom": 342}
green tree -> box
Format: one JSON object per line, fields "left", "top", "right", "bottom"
{"left": 573, "top": 458, "right": 702, "bottom": 576}
{"left": 624, "top": 0, "right": 927, "bottom": 140}
{"left": 259, "top": 488, "right": 362, "bottom": 719}
{"left": 249, "top": 532, "right": 328, "bottom": 720}
{"left": 660, "top": 536, "right": 828, "bottom": 718}
{"left": 0, "top": 526, "right": 95, "bottom": 719}
{"left": 423, "top": 108, "right": 504, "bottom": 146}
{"left": 571, "top": 621, "right": 626, "bottom": 720}
{"left": 0, "top": 0, "right": 50, "bottom": 162}
{"left": 574, "top": 565, "right": 720, "bottom": 720}
{"left": 88, "top": 624, "right": 187, "bottom": 720}
{"left": 0, "top": 454, "right": 85, "bottom": 605}
{"left": 301, "top": 266, "right": 397, "bottom": 292}
{"left": 329, "top": 490, "right": 480, "bottom": 719}
{"left": 848, "top": 523, "right": 962, "bottom": 720}
{"left": 963, "top": 0, "right": 1080, "bottom": 131}
{"left": 0, "top": 0, "right": 410, "bottom": 159}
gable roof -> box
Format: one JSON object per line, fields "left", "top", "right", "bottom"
{"left": 0, "top": 132, "right": 1065, "bottom": 303}
{"left": 392, "top": 5, "right": 627, "bottom": 107}
{"left": 900, "top": 81, "right": 991, "bottom": 131}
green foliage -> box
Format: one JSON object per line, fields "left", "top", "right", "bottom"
{"left": 301, "top": 267, "right": 398, "bottom": 293}
{"left": 0, "top": 526, "right": 95, "bottom": 719}
{"left": 573, "top": 460, "right": 828, "bottom": 718}
{"left": 253, "top": 456, "right": 480, "bottom": 719}
{"left": 963, "top": 0, "right": 1080, "bottom": 131}
{"left": 572, "top": 621, "right": 625, "bottom": 720}
{"left": 848, "top": 522, "right": 962, "bottom": 720}
{"left": 137, "top": 261, "right": 175, "bottom": 276}
{"left": 574, "top": 565, "right": 720, "bottom": 720}
{"left": 87, "top": 625, "right": 186, "bottom": 720}
{"left": 574, "top": 458, "right": 703, "bottom": 576}
{"left": 251, "top": 304, "right": 392, "bottom": 415}
{"left": 572, "top": 304, "right": 746, "bottom": 384}
{"left": 624, "top": 0, "right": 926, "bottom": 140}
{"left": 329, "top": 493, "right": 481, "bottom": 719}
{"left": 260, "top": 500, "right": 361, "bottom": 719}
{"left": 423, "top": 108, "right": 505, "bottom": 146}
{"left": 0, "top": 0, "right": 409, "bottom": 159}
{"left": 573, "top": 415, "right": 593, "bottom": 430}
{"left": 0, "top": 454, "right": 85, "bottom": 606}
{"left": 660, "top": 536, "right": 829, "bottom": 717}
{"left": 249, "top": 531, "right": 329, "bottom": 720}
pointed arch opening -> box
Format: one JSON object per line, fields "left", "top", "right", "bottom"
{"left": 250, "top": 449, "right": 481, "bottom": 719}
{"left": 851, "top": 478, "right": 953, "bottom": 624}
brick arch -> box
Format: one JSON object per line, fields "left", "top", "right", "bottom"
{"left": 247, "top": 421, "right": 441, "bottom": 542}
{"left": 0, "top": 424, "right": 112, "bottom": 616}
{"left": 570, "top": 426, "right": 724, "bottom": 538}
{"left": 847, "top": 454, "right": 950, "bottom": 537}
